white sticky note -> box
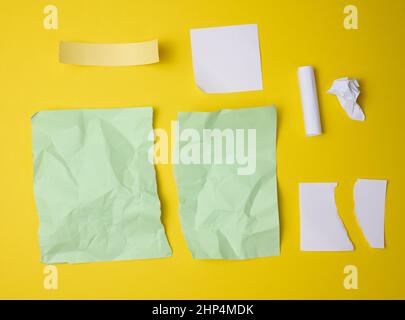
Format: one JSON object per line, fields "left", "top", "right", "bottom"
{"left": 300, "top": 183, "right": 354, "bottom": 252}
{"left": 354, "top": 179, "right": 387, "bottom": 249}
{"left": 190, "top": 24, "right": 263, "bottom": 93}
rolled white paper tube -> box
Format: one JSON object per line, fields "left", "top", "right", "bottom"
{"left": 298, "top": 66, "right": 322, "bottom": 136}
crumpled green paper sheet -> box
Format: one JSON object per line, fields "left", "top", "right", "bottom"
{"left": 174, "top": 106, "right": 280, "bottom": 260}
{"left": 31, "top": 107, "right": 172, "bottom": 264}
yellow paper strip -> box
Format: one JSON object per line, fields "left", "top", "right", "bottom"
{"left": 59, "top": 40, "right": 159, "bottom": 66}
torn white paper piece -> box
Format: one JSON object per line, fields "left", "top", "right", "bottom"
{"left": 190, "top": 24, "right": 263, "bottom": 93}
{"left": 354, "top": 179, "right": 387, "bottom": 249}
{"left": 327, "top": 77, "right": 365, "bottom": 121}
{"left": 300, "top": 183, "right": 354, "bottom": 252}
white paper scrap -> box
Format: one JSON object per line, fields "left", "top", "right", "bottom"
{"left": 327, "top": 77, "right": 365, "bottom": 121}
{"left": 354, "top": 179, "right": 387, "bottom": 249}
{"left": 300, "top": 183, "right": 354, "bottom": 252}
{"left": 190, "top": 24, "right": 263, "bottom": 94}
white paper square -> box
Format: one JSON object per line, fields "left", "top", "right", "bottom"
{"left": 190, "top": 24, "right": 263, "bottom": 93}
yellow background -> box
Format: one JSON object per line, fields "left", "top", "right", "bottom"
{"left": 0, "top": 0, "right": 404, "bottom": 299}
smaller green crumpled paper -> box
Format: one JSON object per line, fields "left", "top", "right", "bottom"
{"left": 174, "top": 106, "right": 280, "bottom": 260}
{"left": 32, "top": 107, "right": 172, "bottom": 264}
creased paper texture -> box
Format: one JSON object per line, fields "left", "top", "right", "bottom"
{"left": 174, "top": 106, "right": 279, "bottom": 260}
{"left": 31, "top": 107, "right": 171, "bottom": 263}
{"left": 327, "top": 77, "right": 365, "bottom": 121}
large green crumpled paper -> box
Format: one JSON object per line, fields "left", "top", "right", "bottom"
{"left": 174, "top": 106, "right": 280, "bottom": 260}
{"left": 31, "top": 107, "right": 172, "bottom": 263}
